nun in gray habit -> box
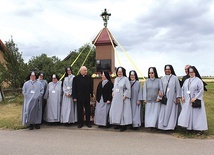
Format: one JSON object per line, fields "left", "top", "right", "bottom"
{"left": 143, "top": 67, "right": 162, "bottom": 128}
{"left": 60, "top": 67, "right": 77, "bottom": 124}
{"left": 22, "top": 71, "right": 44, "bottom": 130}
{"left": 158, "top": 65, "right": 181, "bottom": 130}
{"left": 44, "top": 74, "right": 62, "bottom": 123}
{"left": 129, "top": 70, "right": 143, "bottom": 129}
{"left": 109, "top": 67, "right": 132, "bottom": 132}
{"left": 37, "top": 72, "right": 48, "bottom": 123}
{"left": 178, "top": 66, "right": 208, "bottom": 135}
{"left": 94, "top": 71, "right": 113, "bottom": 127}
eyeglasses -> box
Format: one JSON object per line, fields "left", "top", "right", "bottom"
{"left": 149, "top": 72, "right": 154, "bottom": 74}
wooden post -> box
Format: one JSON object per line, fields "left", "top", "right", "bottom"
{"left": 0, "top": 86, "right": 5, "bottom": 102}
{"left": 92, "top": 28, "right": 117, "bottom": 94}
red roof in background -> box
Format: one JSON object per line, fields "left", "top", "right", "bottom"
{"left": 92, "top": 28, "right": 117, "bottom": 46}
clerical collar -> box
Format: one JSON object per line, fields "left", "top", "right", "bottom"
{"left": 79, "top": 74, "right": 85, "bottom": 77}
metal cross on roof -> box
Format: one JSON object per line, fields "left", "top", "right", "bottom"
{"left": 100, "top": 8, "right": 111, "bottom": 27}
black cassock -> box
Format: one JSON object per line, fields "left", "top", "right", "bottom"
{"left": 72, "top": 74, "right": 93, "bottom": 125}
{"left": 180, "top": 74, "right": 189, "bottom": 87}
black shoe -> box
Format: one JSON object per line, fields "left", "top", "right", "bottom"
{"left": 114, "top": 125, "right": 121, "bottom": 129}
{"left": 106, "top": 123, "right": 111, "bottom": 128}
{"left": 29, "top": 124, "right": 34, "bottom": 130}
{"left": 78, "top": 124, "right": 83, "bottom": 128}
{"left": 34, "top": 124, "right": 40, "bottom": 129}
{"left": 132, "top": 127, "right": 139, "bottom": 131}
{"left": 64, "top": 123, "right": 72, "bottom": 127}
{"left": 196, "top": 131, "right": 203, "bottom": 136}
{"left": 87, "top": 124, "right": 92, "bottom": 128}
{"left": 120, "top": 126, "right": 127, "bottom": 132}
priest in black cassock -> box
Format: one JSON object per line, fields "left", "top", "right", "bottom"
{"left": 180, "top": 65, "right": 190, "bottom": 87}
{"left": 72, "top": 66, "right": 94, "bottom": 128}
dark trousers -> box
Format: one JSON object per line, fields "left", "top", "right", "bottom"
{"left": 77, "top": 100, "right": 91, "bottom": 125}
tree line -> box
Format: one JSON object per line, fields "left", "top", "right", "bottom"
{"left": 0, "top": 37, "right": 95, "bottom": 88}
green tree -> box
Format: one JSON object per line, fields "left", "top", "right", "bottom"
{"left": 27, "top": 43, "right": 95, "bottom": 82}
{"left": 63, "top": 43, "right": 95, "bottom": 75}
{"left": 28, "top": 54, "right": 65, "bottom": 82}
{"left": 0, "top": 37, "right": 28, "bottom": 88}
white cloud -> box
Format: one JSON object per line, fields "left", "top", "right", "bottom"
{"left": 0, "top": 0, "right": 214, "bottom": 76}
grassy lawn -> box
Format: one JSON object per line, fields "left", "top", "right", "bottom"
{"left": 203, "top": 82, "right": 214, "bottom": 135}
{"left": 0, "top": 82, "right": 214, "bottom": 138}
{"left": 0, "top": 95, "right": 24, "bottom": 130}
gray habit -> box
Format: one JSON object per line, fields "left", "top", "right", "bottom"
{"left": 94, "top": 80, "right": 111, "bottom": 126}
{"left": 130, "top": 80, "right": 142, "bottom": 127}
{"left": 37, "top": 79, "right": 48, "bottom": 94}
{"left": 158, "top": 74, "right": 181, "bottom": 130}
{"left": 143, "top": 78, "right": 161, "bottom": 128}
{"left": 44, "top": 81, "right": 62, "bottom": 122}
{"left": 178, "top": 77, "right": 208, "bottom": 131}
{"left": 37, "top": 79, "right": 47, "bottom": 122}
{"left": 22, "top": 80, "right": 43, "bottom": 126}
{"left": 109, "top": 76, "right": 132, "bottom": 125}
{"left": 94, "top": 96, "right": 111, "bottom": 126}
{"left": 60, "top": 75, "right": 77, "bottom": 123}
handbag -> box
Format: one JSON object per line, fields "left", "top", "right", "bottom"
{"left": 188, "top": 79, "right": 201, "bottom": 108}
{"left": 192, "top": 99, "right": 201, "bottom": 108}
{"left": 161, "top": 95, "right": 167, "bottom": 105}
{"left": 160, "top": 75, "right": 172, "bottom": 105}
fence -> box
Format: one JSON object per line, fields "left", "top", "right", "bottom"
{"left": 0, "top": 87, "right": 22, "bottom": 102}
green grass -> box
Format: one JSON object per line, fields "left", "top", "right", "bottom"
{"left": 0, "top": 94, "right": 24, "bottom": 130}
{"left": 203, "top": 83, "right": 214, "bottom": 134}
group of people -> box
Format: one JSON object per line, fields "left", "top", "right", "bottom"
{"left": 22, "top": 64, "right": 208, "bottom": 135}
{"left": 22, "top": 66, "right": 93, "bottom": 130}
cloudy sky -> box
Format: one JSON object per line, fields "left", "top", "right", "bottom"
{"left": 1, "top": 0, "right": 214, "bottom": 76}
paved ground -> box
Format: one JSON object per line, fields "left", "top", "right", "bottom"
{"left": 0, "top": 125, "right": 214, "bottom": 155}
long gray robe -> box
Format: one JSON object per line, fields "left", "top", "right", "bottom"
{"left": 130, "top": 80, "right": 142, "bottom": 127}
{"left": 94, "top": 80, "right": 111, "bottom": 126}
{"left": 109, "top": 76, "right": 132, "bottom": 125}
{"left": 37, "top": 79, "right": 48, "bottom": 122}
{"left": 143, "top": 78, "right": 161, "bottom": 128}
{"left": 60, "top": 75, "right": 77, "bottom": 123}
{"left": 44, "top": 81, "right": 62, "bottom": 122}
{"left": 94, "top": 96, "right": 111, "bottom": 126}
{"left": 158, "top": 74, "right": 181, "bottom": 130}
{"left": 22, "top": 80, "right": 43, "bottom": 126}
{"left": 37, "top": 79, "right": 48, "bottom": 94}
{"left": 178, "top": 77, "right": 208, "bottom": 131}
